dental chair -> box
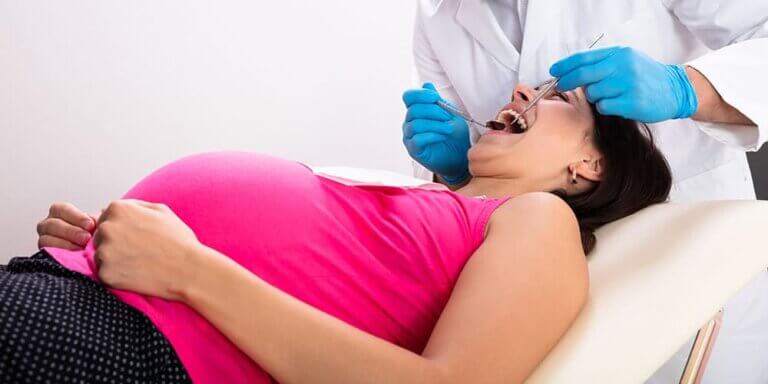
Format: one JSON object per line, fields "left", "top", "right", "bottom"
{"left": 310, "top": 165, "right": 768, "bottom": 384}
{"left": 525, "top": 199, "right": 768, "bottom": 383}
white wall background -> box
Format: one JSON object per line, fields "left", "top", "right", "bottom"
{"left": 0, "top": 1, "right": 417, "bottom": 261}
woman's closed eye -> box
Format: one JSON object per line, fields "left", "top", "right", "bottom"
{"left": 543, "top": 88, "right": 569, "bottom": 103}
{"left": 551, "top": 90, "right": 569, "bottom": 102}
{"left": 533, "top": 84, "right": 570, "bottom": 103}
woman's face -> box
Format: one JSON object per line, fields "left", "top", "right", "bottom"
{"left": 467, "top": 83, "right": 601, "bottom": 189}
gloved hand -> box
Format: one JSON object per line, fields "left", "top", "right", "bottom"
{"left": 549, "top": 46, "right": 698, "bottom": 123}
{"left": 401, "top": 83, "right": 471, "bottom": 185}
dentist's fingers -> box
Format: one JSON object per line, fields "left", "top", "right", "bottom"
{"left": 596, "top": 97, "right": 632, "bottom": 117}
{"left": 403, "top": 119, "right": 453, "bottom": 140}
{"left": 46, "top": 202, "right": 96, "bottom": 232}
{"left": 584, "top": 77, "right": 624, "bottom": 103}
{"left": 402, "top": 88, "right": 441, "bottom": 107}
{"left": 405, "top": 103, "right": 453, "bottom": 123}
{"left": 550, "top": 46, "right": 621, "bottom": 78}
{"left": 556, "top": 58, "right": 618, "bottom": 92}
{"left": 405, "top": 132, "right": 448, "bottom": 155}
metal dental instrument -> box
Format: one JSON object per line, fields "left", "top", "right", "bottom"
{"left": 510, "top": 33, "right": 605, "bottom": 128}
{"left": 436, "top": 100, "right": 506, "bottom": 130}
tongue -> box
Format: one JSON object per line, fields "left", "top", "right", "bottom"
{"left": 511, "top": 119, "right": 526, "bottom": 133}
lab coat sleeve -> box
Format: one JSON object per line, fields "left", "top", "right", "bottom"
{"left": 662, "top": 0, "right": 768, "bottom": 151}
{"left": 409, "top": 2, "right": 468, "bottom": 181}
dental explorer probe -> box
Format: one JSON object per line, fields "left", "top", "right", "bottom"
{"left": 436, "top": 100, "right": 506, "bottom": 130}
{"left": 509, "top": 33, "right": 605, "bottom": 128}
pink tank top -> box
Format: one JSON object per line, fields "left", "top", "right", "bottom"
{"left": 45, "top": 151, "right": 510, "bottom": 383}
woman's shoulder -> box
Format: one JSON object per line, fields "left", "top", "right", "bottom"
{"left": 486, "top": 192, "right": 582, "bottom": 253}
{"left": 482, "top": 192, "right": 589, "bottom": 288}
{"left": 490, "top": 192, "right": 578, "bottom": 227}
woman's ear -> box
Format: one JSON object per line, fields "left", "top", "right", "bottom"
{"left": 575, "top": 157, "right": 604, "bottom": 182}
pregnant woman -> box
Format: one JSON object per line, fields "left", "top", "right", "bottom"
{"left": 2, "top": 84, "right": 671, "bottom": 383}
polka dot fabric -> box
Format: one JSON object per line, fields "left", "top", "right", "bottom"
{"left": 0, "top": 251, "right": 191, "bottom": 383}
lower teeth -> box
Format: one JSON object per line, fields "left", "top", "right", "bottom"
{"left": 511, "top": 120, "right": 525, "bottom": 133}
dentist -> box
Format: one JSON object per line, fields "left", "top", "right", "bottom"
{"left": 402, "top": 1, "right": 767, "bottom": 383}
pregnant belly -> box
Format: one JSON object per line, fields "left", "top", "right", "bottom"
{"left": 119, "top": 151, "right": 331, "bottom": 383}
{"left": 123, "top": 151, "right": 321, "bottom": 261}
{"left": 48, "top": 151, "right": 449, "bottom": 383}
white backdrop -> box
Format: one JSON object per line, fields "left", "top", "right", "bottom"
{"left": 0, "top": 1, "right": 416, "bottom": 261}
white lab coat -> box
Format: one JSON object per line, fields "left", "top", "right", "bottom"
{"left": 410, "top": 0, "right": 768, "bottom": 383}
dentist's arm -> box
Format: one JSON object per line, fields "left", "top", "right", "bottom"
{"left": 434, "top": 173, "right": 471, "bottom": 190}
{"left": 553, "top": 0, "right": 767, "bottom": 150}
{"left": 550, "top": 48, "right": 757, "bottom": 127}
{"left": 407, "top": 3, "right": 476, "bottom": 188}
{"left": 684, "top": 65, "right": 755, "bottom": 126}
{"left": 664, "top": 0, "right": 768, "bottom": 151}
{"left": 94, "top": 194, "right": 587, "bottom": 384}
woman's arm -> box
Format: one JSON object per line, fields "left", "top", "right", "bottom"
{"left": 93, "top": 195, "right": 588, "bottom": 383}
{"left": 182, "top": 245, "right": 441, "bottom": 384}
{"left": 420, "top": 193, "right": 588, "bottom": 383}
{"left": 178, "top": 193, "right": 588, "bottom": 384}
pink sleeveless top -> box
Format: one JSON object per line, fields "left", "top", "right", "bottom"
{"left": 45, "top": 151, "right": 510, "bottom": 383}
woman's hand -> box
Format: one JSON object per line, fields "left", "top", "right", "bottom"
{"left": 94, "top": 199, "right": 205, "bottom": 301}
{"left": 37, "top": 202, "right": 99, "bottom": 250}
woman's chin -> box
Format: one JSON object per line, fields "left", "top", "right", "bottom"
{"left": 473, "top": 133, "right": 521, "bottom": 153}
{"left": 478, "top": 129, "right": 523, "bottom": 144}
{"left": 468, "top": 142, "right": 511, "bottom": 166}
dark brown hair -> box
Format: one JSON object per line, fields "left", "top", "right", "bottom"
{"left": 551, "top": 105, "right": 672, "bottom": 255}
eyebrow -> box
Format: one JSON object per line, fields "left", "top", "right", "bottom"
{"left": 549, "top": 88, "right": 572, "bottom": 104}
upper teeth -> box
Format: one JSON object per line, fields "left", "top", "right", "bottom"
{"left": 498, "top": 110, "right": 528, "bottom": 131}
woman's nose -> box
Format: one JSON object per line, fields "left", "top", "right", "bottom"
{"left": 512, "top": 84, "right": 536, "bottom": 103}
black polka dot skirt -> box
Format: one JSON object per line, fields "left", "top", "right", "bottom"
{"left": 0, "top": 251, "right": 191, "bottom": 383}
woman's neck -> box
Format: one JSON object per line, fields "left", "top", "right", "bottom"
{"left": 454, "top": 176, "right": 542, "bottom": 199}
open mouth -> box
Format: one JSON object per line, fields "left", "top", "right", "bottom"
{"left": 496, "top": 109, "right": 528, "bottom": 133}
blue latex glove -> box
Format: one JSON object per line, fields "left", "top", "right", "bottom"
{"left": 549, "top": 46, "right": 698, "bottom": 123}
{"left": 401, "top": 83, "right": 471, "bottom": 185}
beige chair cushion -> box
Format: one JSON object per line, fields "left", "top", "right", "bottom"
{"left": 527, "top": 201, "right": 768, "bottom": 383}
